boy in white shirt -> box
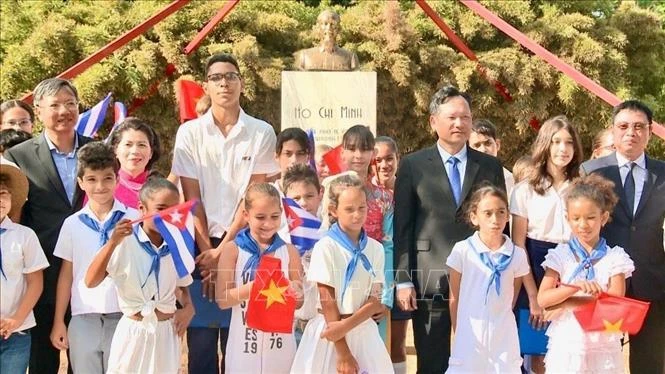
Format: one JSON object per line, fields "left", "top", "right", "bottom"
{"left": 50, "top": 142, "right": 139, "bottom": 372}
{"left": 282, "top": 164, "right": 323, "bottom": 342}
{"left": 0, "top": 157, "right": 49, "bottom": 374}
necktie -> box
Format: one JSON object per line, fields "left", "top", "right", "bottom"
{"left": 78, "top": 210, "right": 126, "bottom": 247}
{"left": 0, "top": 227, "right": 6, "bottom": 279}
{"left": 447, "top": 156, "right": 462, "bottom": 207}
{"left": 567, "top": 236, "right": 607, "bottom": 283}
{"left": 624, "top": 162, "right": 636, "bottom": 217}
{"left": 135, "top": 225, "right": 170, "bottom": 298}
{"left": 234, "top": 227, "right": 286, "bottom": 281}
{"left": 467, "top": 238, "right": 514, "bottom": 303}
{"left": 327, "top": 223, "right": 375, "bottom": 301}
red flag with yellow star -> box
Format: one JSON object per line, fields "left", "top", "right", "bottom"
{"left": 246, "top": 256, "right": 296, "bottom": 334}
{"left": 573, "top": 292, "right": 650, "bottom": 335}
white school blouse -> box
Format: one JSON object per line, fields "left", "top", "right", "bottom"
{"left": 171, "top": 108, "right": 279, "bottom": 238}
{"left": 446, "top": 233, "right": 530, "bottom": 372}
{"left": 0, "top": 218, "right": 49, "bottom": 332}
{"left": 510, "top": 180, "right": 571, "bottom": 243}
{"left": 54, "top": 200, "right": 139, "bottom": 315}
{"left": 107, "top": 225, "right": 193, "bottom": 317}
{"left": 308, "top": 236, "right": 385, "bottom": 315}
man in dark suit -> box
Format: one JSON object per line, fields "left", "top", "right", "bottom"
{"left": 6, "top": 78, "right": 91, "bottom": 373}
{"left": 580, "top": 100, "right": 665, "bottom": 374}
{"left": 394, "top": 86, "right": 505, "bottom": 373}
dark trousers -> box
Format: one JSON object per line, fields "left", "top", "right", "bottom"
{"left": 29, "top": 303, "right": 62, "bottom": 374}
{"left": 187, "top": 327, "right": 230, "bottom": 374}
{"left": 187, "top": 235, "right": 229, "bottom": 374}
{"left": 629, "top": 299, "right": 665, "bottom": 374}
{"left": 412, "top": 297, "right": 451, "bottom": 374}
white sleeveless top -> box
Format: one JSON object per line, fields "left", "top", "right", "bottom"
{"left": 225, "top": 243, "right": 296, "bottom": 374}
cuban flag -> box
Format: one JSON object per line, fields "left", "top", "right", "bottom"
{"left": 282, "top": 197, "right": 324, "bottom": 256}
{"left": 76, "top": 92, "right": 112, "bottom": 137}
{"left": 114, "top": 102, "right": 127, "bottom": 125}
{"left": 152, "top": 200, "right": 197, "bottom": 278}
{"left": 104, "top": 102, "right": 127, "bottom": 143}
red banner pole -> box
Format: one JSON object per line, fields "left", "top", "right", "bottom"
{"left": 184, "top": 0, "right": 240, "bottom": 55}
{"left": 459, "top": 0, "right": 665, "bottom": 139}
{"left": 21, "top": 0, "right": 190, "bottom": 104}
{"left": 416, "top": 1, "right": 541, "bottom": 127}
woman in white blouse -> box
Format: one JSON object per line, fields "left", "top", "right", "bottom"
{"left": 509, "top": 115, "right": 584, "bottom": 374}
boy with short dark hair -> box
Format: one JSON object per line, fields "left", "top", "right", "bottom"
{"left": 282, "top": 164, "right": 323, "bottom": 343}
{"left": 50, "top": 142, "right": 139, "bottom": 373}
{"left": 469, "top": 119, "right": 515, "bottom": 195}
{"left": 0, "top": 158, "right": 49, "bottom": 374}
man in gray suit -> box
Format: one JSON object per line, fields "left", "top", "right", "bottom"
{"left": 394, "top": 86, "right": 505, "bottom": 373}
{"left": 5, "top": 78, "right": 91, "bottom": 373}
{"left": 581, "top": 100, "right": 665, "bottom": 374}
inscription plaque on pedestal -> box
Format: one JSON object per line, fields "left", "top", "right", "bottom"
{"left": 281, "top": 71, "right": 376, "bottom": 146}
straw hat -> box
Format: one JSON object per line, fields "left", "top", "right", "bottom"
{"left": 0, "top": 156, "right": 29, "bottom": 221}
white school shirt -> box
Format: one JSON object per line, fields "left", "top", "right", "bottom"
{"left": 504, "top": 167, "right": 515, "bottom": 197}
{"left": 510, "top": 180, "right": 571, "bottom": 243}
{"left": 616, "top": 152, "right": 647, "bottom": 215}
{"left": 308, "top": 236, "right": 385, "bottom": 315}
{"left": 106, "top": 225, "right": 193, "bottom": 317}
{"left": 0, "top": 218, "right": 49, "bottom": 332}
{"left": 446, "top": 232, "right": 530, "bottom": 372}
{"left": 54, "top": 200, "right": 139, "bottom": 315}
{"left": 171, "top": 108, "right": 279, "bottom": 238}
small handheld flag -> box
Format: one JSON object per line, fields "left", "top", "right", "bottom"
{"left": 246, "top": 256, "right": 296, "bottom": 333}
{"left": 114, "top": 102, "right": 127, "bottom": 125}
{"left": 559, "top": 283, "right": 651, "bottom": 335}
{"left": 150, "top": 200, "right": 198, "bottom": 278}
{"left": 176, "top": 79, "right": 205, "bottom": 123}
{"left": 322, "top": 145, "right": 344, "bottom": 176}
{"left": 282, "top": 197, "right": 323, "bottom": 256}
{"left": 76, "top": 93, "right": 112, "bottom": 137}
{"left": 572, "top": 292, "right": 650, "bottom": 335}
{"left": 104, "top": 102, "right": 128, "bottom": 143}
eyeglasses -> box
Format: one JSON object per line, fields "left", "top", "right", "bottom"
{"left": 207, "top": 72, "right": 241, "bottom": 84}
{"left": 2, "top": 119, "right": 32, "bottom": 128}
{"left": 40, "top": 101, "right": 79, "bottom": 112}
{"left": 614, "top": 122, "right": 649, "bottom": 132}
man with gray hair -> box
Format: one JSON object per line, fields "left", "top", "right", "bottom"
{"left": 5, "top": 78, "right": 92, "bottom": 373}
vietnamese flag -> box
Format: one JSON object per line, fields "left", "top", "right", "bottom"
{"left": 175, "top": 79, "right": 205, "bottom": 123}
{"left": 246, "top": 256, "right": 296, "bottom": 334}
{"left": 322, "top": 144, "right": 344, "bottom": 176}
{"left": 573, "top": 292, "right": 650, "bottom": 335}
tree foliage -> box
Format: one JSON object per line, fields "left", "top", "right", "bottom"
{"left": 1, "top": 0, "right": 663, "bottom": 172}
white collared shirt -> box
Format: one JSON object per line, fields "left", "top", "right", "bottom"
{"left": 54, "top": 200, "right": 139, "bottom": 315}
{"left": 436, "top": 142, "right": 468, "bottom": 187}
{"left": 616, "top": 152, "right": 647, "bottom": 215}
{"left": 171, "top": 108, "right": 279, "bottom": 238}
{"left": 106, "top": 225, "right": 193, "bottom": 316}
{"left": 0, "top": 217, "right": 49, "bottom": 332}
{"left": 510, "top": 180, "right": 571, "bottom": 243}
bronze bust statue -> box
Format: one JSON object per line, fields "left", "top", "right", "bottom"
{"left": 294, "top": 10, "right": 359, "bottom": 71}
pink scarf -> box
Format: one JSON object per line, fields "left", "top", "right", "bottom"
{"left": 114, "top": 169, "right": 148, "bottom": 209}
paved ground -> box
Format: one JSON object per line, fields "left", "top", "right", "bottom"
{"left": 59, "top": 320, "right": 631, "bottom": 373}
